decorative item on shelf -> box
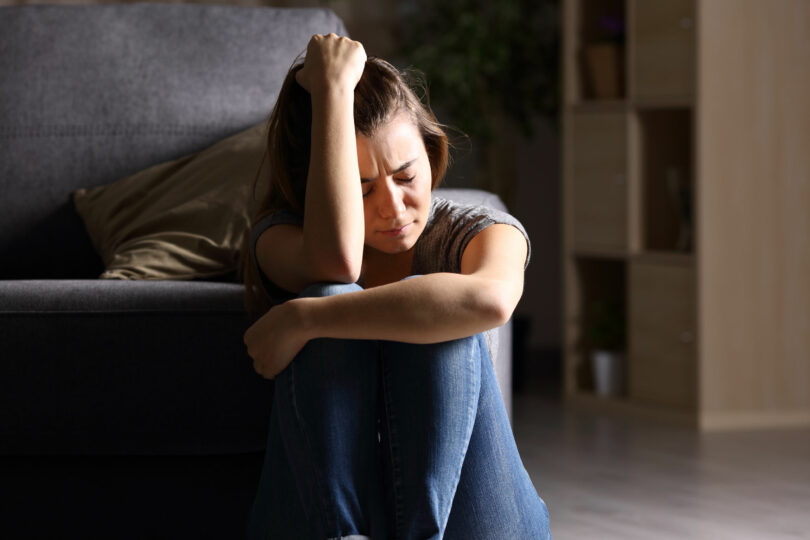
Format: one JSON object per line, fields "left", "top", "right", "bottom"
{"left": 666, "top": 166, "right": 693, "bottom": 252}
{"left": 587, "top": 300, "right": 626, "bottom": 397}
{"left": 581, "top": 13, "right": 625, "bottom": 100}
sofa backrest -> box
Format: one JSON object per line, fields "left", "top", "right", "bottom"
{"left": 0, "top": 4, "right": 346, "bottom": 278}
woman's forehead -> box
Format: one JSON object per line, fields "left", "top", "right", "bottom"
{"left": 365, "top": 113, "right": 420, "bottom": 145}
{"left": 357, "top": 115, "right": 425, "bottom": 167}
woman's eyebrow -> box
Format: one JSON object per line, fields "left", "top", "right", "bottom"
{"left": 361, "top": 159, "right": 417, "bottom": 182}
{"left": 391, "top": 159, "right": 417, "bottom": 174}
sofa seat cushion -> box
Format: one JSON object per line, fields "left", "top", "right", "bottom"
{"left": 0, "top": 279, "right": 247, "bottom": 313}
{"left": 0, "top": 280, "right": 271, "bottom": 456}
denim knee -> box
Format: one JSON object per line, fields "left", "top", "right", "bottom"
{"left": 299, "top": 281, "right": 363, "bottom": 299}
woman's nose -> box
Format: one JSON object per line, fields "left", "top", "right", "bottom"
{"left": 378, "top": 180, "right": 406, "bottom": 219}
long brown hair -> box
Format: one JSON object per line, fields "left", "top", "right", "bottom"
{"left": 241, "top": 56, "right": 450, "bottom": 315}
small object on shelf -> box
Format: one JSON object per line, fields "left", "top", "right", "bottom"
{"left": 581, "top": 13, "right": 625, "bottom": 100}
{"left": 583, "top": 43, "right": 623, "bottom": 99}
{"left": 666, "top": 167, "right": 693, "bottom": 252}
{"left": 592, "top": 350, "right": 625, "bottom": 397}
{"left": 587, "top": 300, "right": 625, "bottom": 350}
{"left": 585, "top": 300, "right": 626, "bottom": 397}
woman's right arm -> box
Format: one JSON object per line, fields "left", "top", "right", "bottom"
{"left": 256, "top": 34, "right": 367, "bottom": 293}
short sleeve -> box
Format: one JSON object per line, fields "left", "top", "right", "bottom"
{"left": 249, "top": 209, "right": 303, "bottom": 304}
{"left": 412, "top": 197, "right": 531, "bottom": 276}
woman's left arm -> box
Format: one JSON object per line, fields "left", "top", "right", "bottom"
{"left": 245, "top": 224, "right": 527, "bottom": 378}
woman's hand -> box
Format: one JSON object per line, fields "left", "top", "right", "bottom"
{"left": 295, "top": 33, "right": 367, "bottom": 95}
{"left": 244, "top": 299, "right": 313, "bottom": 379}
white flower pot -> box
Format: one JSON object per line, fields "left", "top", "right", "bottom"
{"left": 592, "top": 350, "right": 625, "bottom": 397}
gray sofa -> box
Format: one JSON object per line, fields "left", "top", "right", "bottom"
{"left": 0, "top": 4, "right": 513, "bottom": 538}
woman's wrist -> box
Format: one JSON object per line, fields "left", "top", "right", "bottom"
{"left": 309, "top": 82, "right": 355, "bottom": 106}
{"left": 289, "top": 296, "right": 322, "bottom": 343}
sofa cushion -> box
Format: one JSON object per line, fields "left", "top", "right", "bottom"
{"left": 0, "top": 4, "right": 346, "bottom": 279}
{"left": 74, "top": 123, "right": 267, "bottom": 281}
{"left": 0, "top": 279, "right": 246, "bottom": 313}
{"left": 0, "top": 280, "right": 271, "bottom": 456}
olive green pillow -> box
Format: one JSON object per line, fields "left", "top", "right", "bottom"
{"left": 74, "top": 123, "right": 268, "bottom": 280}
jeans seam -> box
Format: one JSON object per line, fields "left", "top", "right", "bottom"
{"left": 381, "top": 360, "right": 405, "bottom": 539}
{"left": 440, "top": 336, "right": 482, "bottom": 535}
{"left": 288, "top": 356, "right": 339, "bottom": 537}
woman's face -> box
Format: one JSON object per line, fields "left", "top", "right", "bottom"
{"left": 356, "top": 112, "right": 432, "bottom": 255}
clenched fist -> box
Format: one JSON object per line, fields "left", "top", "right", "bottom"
{"left": 295, "top": 33, "right": 367, "bottom": 95}
{"left": 244, "top": 299, "right": 313, "bottom": 379}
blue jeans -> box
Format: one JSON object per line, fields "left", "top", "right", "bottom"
{"left": 246, "top": 282, "right": 550, "bottom": 540}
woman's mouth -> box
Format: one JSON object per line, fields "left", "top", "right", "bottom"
{"left": 379, "top": 223, "right": 411, "bottom": 237}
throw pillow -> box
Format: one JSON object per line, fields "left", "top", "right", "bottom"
{"left": 73, "top": 122, "right": 268, "bottom": 280}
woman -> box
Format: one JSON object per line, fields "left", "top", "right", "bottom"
{"left": 242, "top": 34, "right": 550, "bottom": 540}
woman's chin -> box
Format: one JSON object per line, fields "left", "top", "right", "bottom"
{"left": 366, "top": 237, "right": 416, "bottom": 256}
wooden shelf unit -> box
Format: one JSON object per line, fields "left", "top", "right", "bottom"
{"left": 562, "top": 0, "right": 810, "bottom": 430}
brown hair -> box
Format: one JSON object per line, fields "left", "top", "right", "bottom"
{"left": 240, "top": 56, "right": 450, "bottom": 315}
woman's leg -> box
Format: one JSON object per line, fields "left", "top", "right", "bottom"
{"left": 443, "top": 334, "right": 551, "bottom": 539}
{"left": 377, "top": 336, "right": 481, "bottom": 539}
{"left": 378, "top": 333, "right": 551, "bottom": 540}
{"left": 246, "top": 401, "right": 313, "bottom": 539}
{"left": 246, "top": 282, "right": 383, "bottom": 540}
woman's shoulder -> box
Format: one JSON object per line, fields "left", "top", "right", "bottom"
{"left": 249, "top": 207, "right": 304, "bottom": 305}
{"left": 426, "top": 194, "right": 527, "bottom": 239}
{"left": 250, "top": 207, "right": 303, "bottom": 247}
{"left": 426, "top": 195, "right": 492, "bottom": 228}
{"left": 252, "top": 207, "right": 303, "bottom": 232}
{"left": 415, "top": 194, "right": 531, "bottom": 274}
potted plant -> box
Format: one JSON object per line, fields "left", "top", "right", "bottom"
{"left": 396, "top": 0, "right": 560, "bottom": 204}
{"left": 587, "top": 300, "right": 626, "bottom": 397}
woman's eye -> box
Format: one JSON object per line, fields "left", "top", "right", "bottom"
{"left": 398, "top": 175, "right": 416, "bottom": 183}
{"left": 362, "top": 187, "right": 373, "bottom": 198}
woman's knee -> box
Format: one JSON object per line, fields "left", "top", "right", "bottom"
{"left": 382, "top": 332, "right": 484, "bottom": 363}
{"left": 298, "top": 281, "right": 363, "bottom": 299}
{"left": 380, "top": 333, "right": 485, "bottom": 401}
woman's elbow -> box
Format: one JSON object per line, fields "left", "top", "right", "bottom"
{"left": 331, "top": 266, "right": 362, "bottom": 285}
{"left": 479, "top": 280, "right": 519, "bottom": 327}
{"left": 303, "top": 237, "right": 363, "bottom": 284}
{"left": 489, "top": 297, "right": 515, "bottom": 328}
{"left": 313, "top": 254, "right": 362, "bottom": 284}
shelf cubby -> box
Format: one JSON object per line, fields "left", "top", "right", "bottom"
{"left": 572, "top": 0, "right": 626, "bottom": 103}
{"left": 634, "top": 108, "right": 693, "bottom": 254}
{"left": 571, "top": 258, "right": 627, "bottom": 395}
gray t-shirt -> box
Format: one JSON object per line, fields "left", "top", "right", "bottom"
{"left": 250, "top": 195, "right": 531, "bottom": 362}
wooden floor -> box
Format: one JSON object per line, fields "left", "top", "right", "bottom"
{"left": 511, "top": 391, "right": 810, "bottom": 540}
